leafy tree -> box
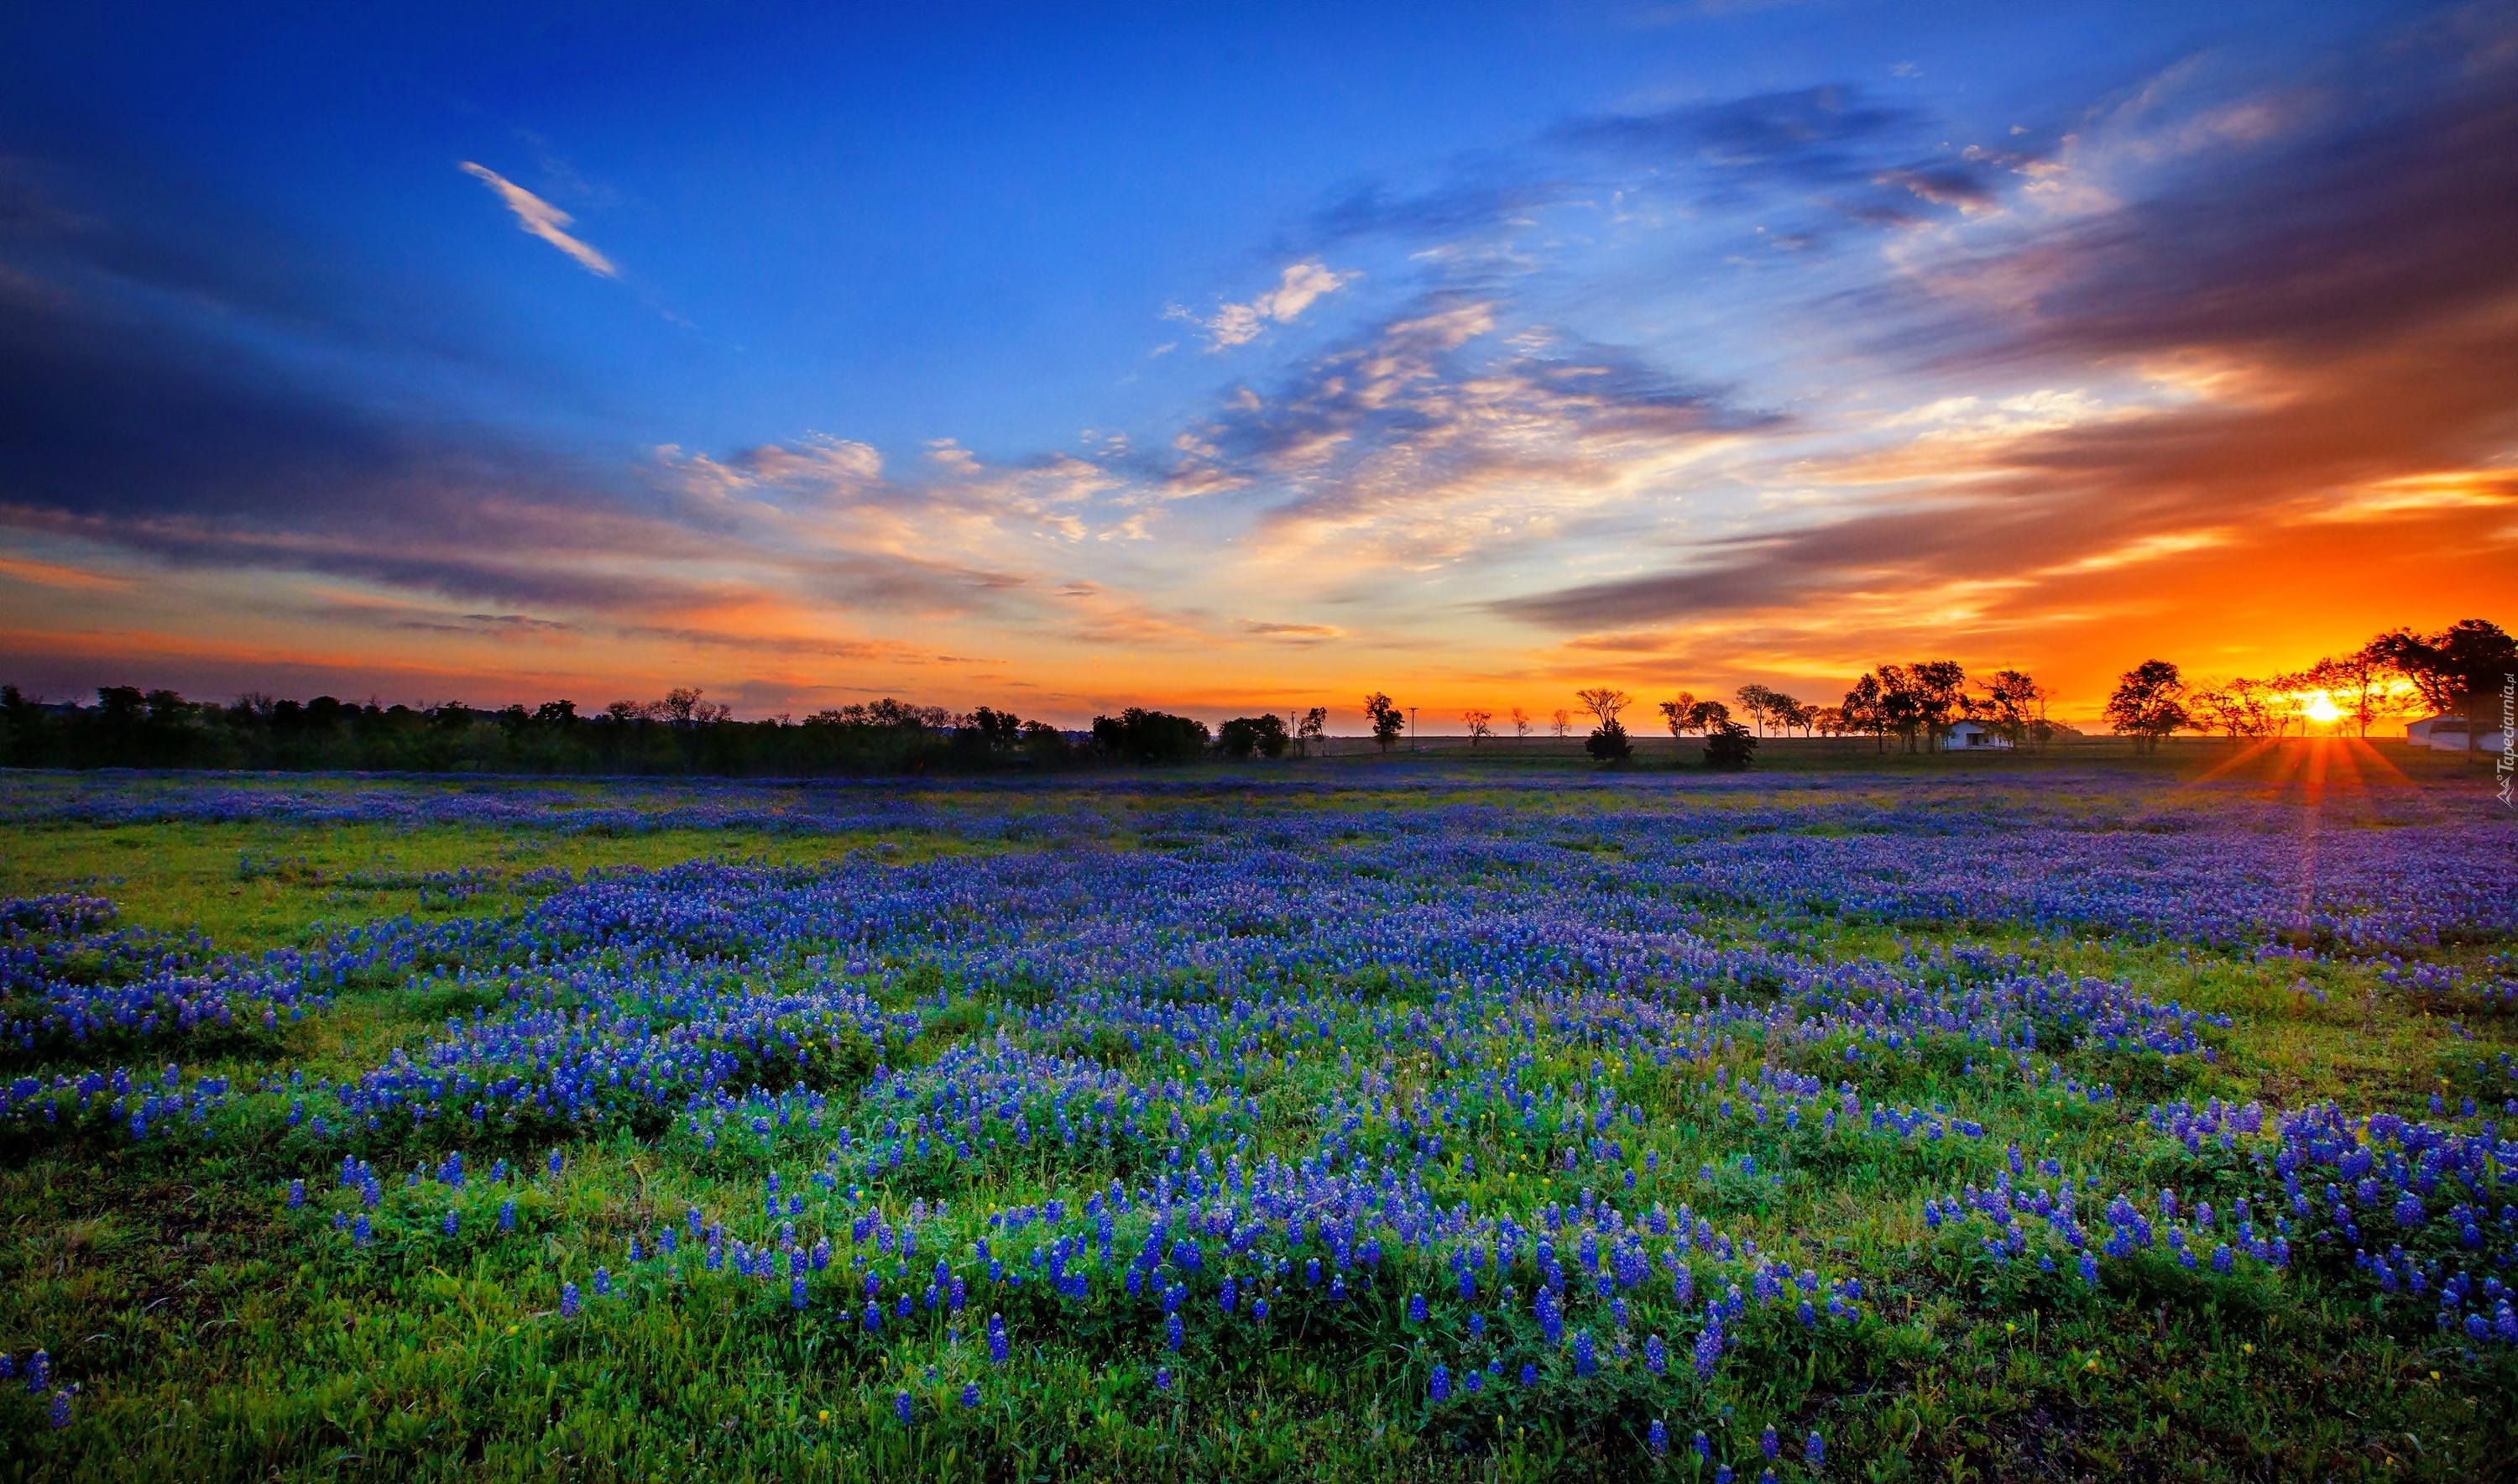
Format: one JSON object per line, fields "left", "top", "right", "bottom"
{"left": 1216, "top": 714, "right": 1290, "bottom": 759}
{"left": 1733, "top": 684, "right": 1780, "bottom": 735}
{"left": 1840, "top": 672, "right": 1888, "bottom": 752}
{"left": 1902, "top": 661, "right": 1968, "bottom": 750}
{"left": 1658, "top": 692, "right": 1699, "bottom": 738}
{"left": 1461, "top": 708, "right": 1495, "bottom": 746}
{"left": 2301, "top": 643, "right": 2413, "bottom": 739}
{"left": 1584, "top": 717, "right": 1633, "bottom": 764}
{"left": 1971, "top": 669, "right": 2051, "bottom": 749}
{"left": 1361, "top": 692, "right": 1406, "bottom": 752}
{"left": 1574, "top": 687, "right": 1632, "bottom": 727}
{"left": 1702, "top": 719, "right": 1756, "bottom": 770}
{"left": 2105, "top": 659, "right": 2191, "bottom": 753}
{"left": 1684, "top": 698, "right": 1731, "bottom": 734}
{"left": 1093, "top": 708, "right": 1211, "bottom": 765}
{"left": 2376, "top": 619, "right": 2515, "bottom": 718}
{"left": 950, "top": 707, "right": 1029, "bottom": 760}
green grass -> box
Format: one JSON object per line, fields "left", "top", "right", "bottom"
{"left": 0, "top": 757, "right": 2511, "bottom": 1481}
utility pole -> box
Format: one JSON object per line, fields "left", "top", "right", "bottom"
{"left": 1409, "top": 707, "right": 1418, "bottom": 752}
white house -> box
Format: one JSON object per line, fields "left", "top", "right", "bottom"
{"left": 2406, "top": 714, "right": 2510, "bottom": 753}
{"left": 1942, "top": 720, "right": 2012, "bottom": 750}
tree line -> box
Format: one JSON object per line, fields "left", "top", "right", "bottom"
{"left": 2099, "top": 619, "right": 2514, "bottom": 751}
{"left": 2, "top": 616, "right": 2501, "bottom": 775}
{"left": 0, "top": 687, "right": 1114, "bottom": 776}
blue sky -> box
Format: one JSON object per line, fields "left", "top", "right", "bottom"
{"left": 2, "top": 2, "right": 2509, "bottom": 721}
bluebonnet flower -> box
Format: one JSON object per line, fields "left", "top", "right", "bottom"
{"left": 894, "top": 1390, "right": 912, "bottom": 1424}
{"left": 1429, "top": 1365, "right": 1450, "bottom": 1403}
{"left": 50, "top": 1389, "right": 70, "bottom": 1429}
{"left": 1644, "top": 1333, "right": 1668, "bottom": 1376}
{"left": 499, "top": 1200, "right": 516, "bottom": 1232}
{"left": 1155, "top": 1367, "right": 1173, "bottom": 1393}
{"left": 1648, "top": 1419, "right": 1669, "bottom": 1455}
{"left": 287, "top": 1179, "right": 304, "bottom": 1210}
{"left": 442, "top": 1210, "right": 458, "bottom": 1237}
{"left": 559, "top": 1283, "right": 580, "bottom": 1318}
{"left": 1808, "top": 1430, "right": 1826, "bottom": 1470}
{"left": 1762, "top": 1424, "right": 1779, "bottom": 1459}
{"left": 962, "top": 1381, "right": 980, "bottom": 1408}
{"left": 1408, "top": 1293, "right": 1427, "bottom": 1324}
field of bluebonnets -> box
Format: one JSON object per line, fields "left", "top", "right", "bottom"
{"left": 0, "top": 745, "right": 2515, "bottom": 1481}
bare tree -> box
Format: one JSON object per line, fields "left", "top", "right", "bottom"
{"left": 1463, "top": 708, "right": 1495, "bottom": 746}
{"left": 1574, "top": 688, "right": 1633, "bottom": 727}
{"left": 1549, "top": 708, "right": 1571, "bottom": 739}
{"left": 1509, "top": 707, "right": 1532, "bottom": 739}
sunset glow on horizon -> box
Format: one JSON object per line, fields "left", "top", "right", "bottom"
{"left": 3, "top": 3, "right": 2512, "bottom": 728}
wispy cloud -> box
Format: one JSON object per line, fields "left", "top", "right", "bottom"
{"left": 458, "top": 162, "right": 616, "bottom": 277}
{"left": 1170, "top": 260, "right": 1355, "bottom": 348}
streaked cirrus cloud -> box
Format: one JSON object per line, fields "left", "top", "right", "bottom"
{"left": 458, "top": 161, "right": 616, "bottom": 277}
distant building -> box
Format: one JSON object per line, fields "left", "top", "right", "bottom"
{"left": 2406, "top": 714, "right": 2509, "bottom": 753}
{"left": 1942, "top": 721, "right": 2011, "bottom": 750}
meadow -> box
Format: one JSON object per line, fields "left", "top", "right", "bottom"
{"left": 0, "top": 744, "right": 2512, "bottom": 1481}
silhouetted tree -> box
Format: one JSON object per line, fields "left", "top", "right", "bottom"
{"left": 1585, "top": 717, "right": 1633, "bottom": 764}
{"left": 1702, "top": 720, "right": 1756, "bottom": 770}
{"left": 1574, "top": 687, "right": 1632, "bottom": 727}
{"left": 2377, "top": 619, "right": 2515, "bottom": 719}
{"left": 1462, "top": 708, "right": 1494, "bottom": 746}
{"left": 1840, "top": 673, "right": 1888, "bottom": 752}
{"left": 1971, "top": 670, "right": 2050, "bottom": 749}
{"left": 1093, "top": 708, "right": 1210, "bottom": 765}
{"left": 1216, "top": 714, "right": 1290, "bottom": 759}
{"left": 1733, "top": 684, "right": 1779, "bottom": 736}
{"left": 2105, "top": 660, "right": 2191, "bottom": 753}
{"left": 1362, "top": 693, "right": 1405, "bottom": 752}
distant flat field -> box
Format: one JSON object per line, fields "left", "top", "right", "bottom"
{"left": 0, "top": 746, "right": 2511, "bottom": 1481}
